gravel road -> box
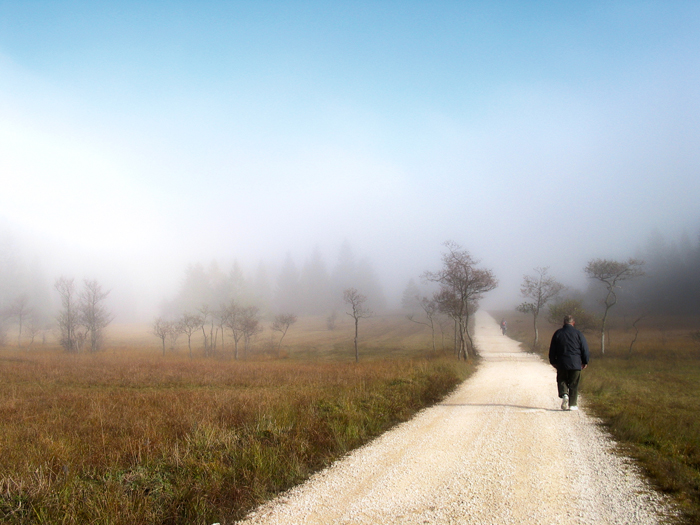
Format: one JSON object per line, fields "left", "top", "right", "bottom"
{"left": 237, "top": 311, "right": 676, "bottom": 524}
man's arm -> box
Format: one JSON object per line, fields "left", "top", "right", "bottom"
{"left": 580, "top": 332, "right": 590, "bottom": 368}
{"left": 548, "top": 332, "right": 558, "bottom": 367}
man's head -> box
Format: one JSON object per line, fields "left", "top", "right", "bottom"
{"left": 563, "top": 315, "right": 575, "bottom": 326}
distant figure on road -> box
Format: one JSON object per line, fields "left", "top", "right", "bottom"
{"left": 500, "top": 318, "right": 507, "bottom": 335}
{"left": 549, "top": 315, "right": 590, "bottom": 411}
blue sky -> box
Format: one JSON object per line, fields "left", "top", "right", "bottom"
{"left": 1, "top": 1, "right": 699, "bottom": 313}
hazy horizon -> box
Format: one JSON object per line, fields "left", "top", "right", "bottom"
{"left": 2, "top": 2, "right": 699, "bottom": 321}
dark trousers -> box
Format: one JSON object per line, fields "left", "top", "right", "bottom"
{"left": 557, "top": 369, "right": 582, "bottom": 407}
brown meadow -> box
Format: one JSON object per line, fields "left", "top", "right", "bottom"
{"left": 0, "top": 313, "right": 473, "bottom": 524}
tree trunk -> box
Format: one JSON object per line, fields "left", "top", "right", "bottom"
{"left": 453, "top": 319, "right": 459, "bottom": 358}
{"left": 462, "top": 323, "right": 469, "bottom": 360}
{"left": 533, "top": 311, "right": 539, "bottom": 349}
{"left": 464, "top": 310, "right": 474, "bottom": 357}
{"left": 354, "top": 317, "right": 359, "bottom": 362}
{"left": 601, "top": 306, "right": 610, "bottom": 355}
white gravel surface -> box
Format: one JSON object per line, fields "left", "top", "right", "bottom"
{"left": 236, "top": 311, "right": 676, "bottom": 524}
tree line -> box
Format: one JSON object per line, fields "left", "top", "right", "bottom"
{"left": 161, "top": 241, "right": 386, "bottom": 321}
{"left": 2, "top": 224, "right": 698, "bottom": 358}
{"left": 146, "top": 242, "right": 387, "bottom": 359}
{"left": 155, "top": 241, "right": 500, "bottom": 361}
{"left": 54, "top": 277, "right": 113, "bottom": 353}
{"left": 516, "top": 259, "right": 644, "bottom": 355}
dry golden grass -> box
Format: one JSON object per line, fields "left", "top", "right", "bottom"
{"left": 0, "top": 313, "right": 473, "bottom": 524}
{"left": 1, "top": 311, "right": 445, "bottom": 357}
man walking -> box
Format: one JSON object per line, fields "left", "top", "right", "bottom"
{"left": 549, "top": 315, "right": 590, "bottom": 411}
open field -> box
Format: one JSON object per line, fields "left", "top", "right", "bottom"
{"left": 14, "top": 311, "right": 456, "bottom": 361}
{"left": 498, "top": 309, "right": 700, "bottom": 524}
{"left": 0, "top": 313, "right": 474, "bottom": 524}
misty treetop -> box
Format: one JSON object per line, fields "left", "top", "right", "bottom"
{"left": 538, "top": 231, "right": 700, "bottom": 350}
{"left": 624, "top": 231, "right": 700, "bottom": 316}
{"left": 3, "top": 221, "right": 700, "bottom": 354}
{"left": 160, "top": 242, "right": 386, "bottom": 320}
{"left": 570, "top": 230, "right": 700, "bottom": 322}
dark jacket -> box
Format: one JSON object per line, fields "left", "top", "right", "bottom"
{"left": 549, "top": 324, "right": 590, "bottom": 371}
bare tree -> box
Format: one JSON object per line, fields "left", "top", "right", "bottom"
{"left": 8, "top": 294, "right": 32, "bottom": 348}
{"left": 152, "top": 317, "right": 173, "bottom": 356}
{"left": 179, "top": 312, "right": 202, "bottom": 359}
{"left": 55, "top": 277, "right": 82, "bottom": 353}
{"left": 585, "top": 258, "right": 645, "bottom": 354}
{"left": 516, "top": 267, "right": 564, "bottom": 350}
{"left": 271, "top": 313, "right": 297, "bottom": 356}
{"left": 240, "top": 306, "right": 261, "bottom": 357}
{"left": 80, "top": 280, "right": 112, "bottom": 352}
{"left": 25, "top": 313, "right": 46, "bottom": 348}
{"left": 628, "top": 314, "right": 647, "bottom": 357}
{"left": 167, "top": 322, "right": 182, "bottom": 351}
{"left": 198, "top": 305, "right": 219, "bottom": 356}
{"left": 424, "top": 241, "right": 498, "bottom": 360}
{"left": 406, "top": 296, "right": 439, "bottom": 353}
{"left": 216, "top": 305, "right": 228, "bottom": 353}
{"left": 222, "top": 300, "right": 244, "bottom": 360}
{"left": 343, "top": 287, "right": 372, "bottom": 362}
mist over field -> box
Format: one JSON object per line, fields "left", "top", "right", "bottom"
{"left": 1, "top": 2, "right": 700, "bottom": 324}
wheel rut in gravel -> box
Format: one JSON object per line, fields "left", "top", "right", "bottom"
{"left": 237, "top": 310, "right": 675, "bottom": 525}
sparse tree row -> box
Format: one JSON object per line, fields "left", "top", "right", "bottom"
{"left": 54, "top": 277, "right": 113, "bottom": 353}
{"left": 2, "top": 223, "right": 700, "bottom": 358}
{"left": 514, "top": 258, "right": 645, "bottom": 354}
{"left": 152, "top": 241, "right": 499, "bottom": 362}
{"left": 147, "top": 242, "right": 387, "bottom": 360}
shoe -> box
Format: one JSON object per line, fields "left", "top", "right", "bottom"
{"left": 569, "top": 406, "right": 578, "bottom": 411}
{"left": 561, "top": 394, "right": 569, "bottom": 411}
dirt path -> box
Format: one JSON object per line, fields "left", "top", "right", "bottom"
{"left": 237, "top": 311, "right": 675, "bottom": 524}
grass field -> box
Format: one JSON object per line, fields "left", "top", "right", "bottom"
{"left": 0, "top": 313, "right": 474, "bottom": 524}
{"left": 499, "top": 309, "right": 700, "bottom": 525}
